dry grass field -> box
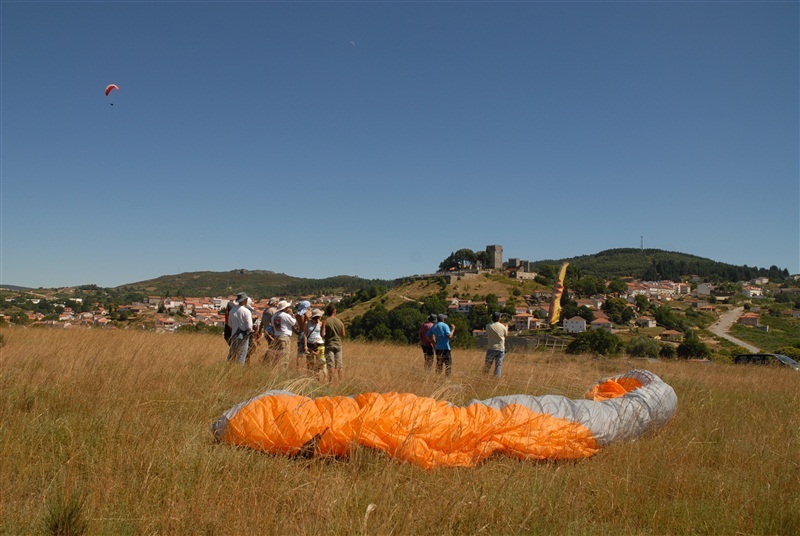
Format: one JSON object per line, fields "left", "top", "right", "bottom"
{"left": 1, "top": 327, "right": 798, "bottom": 535}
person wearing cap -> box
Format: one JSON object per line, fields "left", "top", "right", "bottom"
{"left": 269, "top": 300, "right": 296, "bottom": 366}
{"left": 484, "top": 311, "right": 508, "bottom": 377}
{"left": 304, "top": 309, "right": 326, "bottom": 378}
{"left": 321, "top": 304, "right": 346, "bottom": 382}
{"left": 426, "top": 314, "right": 456, "bottom": 376}
{"left": 294, "top": 300, "right": 312, "bottom": 369}
{"left": 260, "top": 298, "right": 279, "bottom": 338}
{"left": 419, "top": 313, "right": 437, "bottom": 371}
{"left": 227, "top": 293, "right": 254, "bottom": 365}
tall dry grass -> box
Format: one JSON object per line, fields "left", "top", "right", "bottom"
{"left": 1, "top": 327, "right": 798, "bottom": 535}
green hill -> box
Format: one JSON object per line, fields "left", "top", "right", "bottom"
{"left": 530, "top": 248, "right": 789, "bottom": 282}
{"left": 116, "top": 269, "right": 396, "bottom": 298}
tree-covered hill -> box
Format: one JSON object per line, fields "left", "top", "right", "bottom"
{"left": 116, "top": 269, "right": 397, "bottom": 298}
{"left": 529, "top": 248, "right": 789, "bottom": 282}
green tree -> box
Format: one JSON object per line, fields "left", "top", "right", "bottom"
{"left": 466, "top": 304, "right": 491, "bottom": 331}
{"left": 677, "top": 333, "right": 711, "bottom": 359}
{"left": 475, "top": 250, "right": 491, "bottom": 269}
{"left": 438, "top": 252, "right": 460, "bottom": 272}
{"left": 449, "top": 315, "right": 475, "bottom": 349}
{"left": 634, "top": 294, "right": 650, "bottom": 313}
{"left": 534, "top": 264, "right": 558, "bottom": 286}
{"left": 368, "top": 324, "right": 392, "bottom": 341}
{"left": 10, "top": 312, "right": 31, "bottom": 325}
{"left": 603, "top": 297, "right": 634, "bottom": 325}
{"left": 607, "top": 279, "right": 628, "bottom": 296}
{"left": 387, "top": 303, "right": 427, "bottom": 344}
{"left": 626, "top": 336, "right": 659, "bottom": 358}
{"left": 349, "top": 304, "right": 390, "bottom": 341}
{"left": 567, "top": 329, "right": 622, "bottom": 356}
{"left": 660, "top": 344, "right": 677, "bottom": 359}
{"left": 484, "top": 294, "right": 500, "bottom": 312}
{"left": 572, "top": 276, "right": 606, "bottom": 298}
{"left": 653, "top": 305, "right": 686, "bottom": 332}
{"left": 422, "top": 293, "right": 449, "bottom": 316}
{"left": 561, "top": 301, "right": 595, "bottom": 324}
{"left": 438, "top": 249, "right": 478, "bottom": 272}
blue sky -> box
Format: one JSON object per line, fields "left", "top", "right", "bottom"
{"left": 2, "top": 1, "right": 798, "bottom": 288}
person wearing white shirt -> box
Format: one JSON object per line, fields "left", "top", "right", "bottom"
{"left": 270, "top": 300, "right": 296, "bottom": 366}
{"left": 484, "top": 311, "right": 508, "bottom": 377}
{"left": 227, "top": 293, "right": 254, "bottom": 365}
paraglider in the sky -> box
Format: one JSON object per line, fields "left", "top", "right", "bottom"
{"left": 212, "top": 369, "right": 678, "bottom": 469}
{"left": 105, "top": 84, "right": 120, "bottom": 105}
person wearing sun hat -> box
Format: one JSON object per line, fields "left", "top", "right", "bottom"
{"left": 304, "top": 309, "right": 326, "bottom": 378}
{"left": 294, "top": 300, "right": 312, "bottom": 368}
{"left": 269, "top": 300, "right": 295, "bottom": 366}
{"left": 259, "top": 297, "right": 280, "bottom": 338}
{"left": 227, "top": 292, "right": 253, "bottom": 365}
{"left": 257, "top": 297, "right": 279, "bottom": 362}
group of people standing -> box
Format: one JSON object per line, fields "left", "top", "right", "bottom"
{"left": 224, "top": 293, "right": 345, "bottom": 382}
{"left": 419, "top": 312, "right": 508, "bottom": 377}
{"left": 225, "top": 293, "right": 507, "bottom": 380}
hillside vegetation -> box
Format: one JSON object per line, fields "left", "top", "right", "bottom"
{"left": 115, "top": 248, "right": 790, "bottom": 300}
{"left": 530, "top": 248, "right": 789, "bottom": 281}
{"left": 5, "top": 248, "right": 789, "bottom": 298}
{"left": 117, "top": 270, "right": 396, "bottom": 299}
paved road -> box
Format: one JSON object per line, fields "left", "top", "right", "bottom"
{"left": 708, "top": 306, "right": 760, "bottom": 353}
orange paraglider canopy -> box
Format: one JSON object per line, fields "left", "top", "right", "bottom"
{"left": 212, "top": 370, "right": 677, "bottom": 469}
{"left": 104, "top": 84, "right": 120, "bottom": 96}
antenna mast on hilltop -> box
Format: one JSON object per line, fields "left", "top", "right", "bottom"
{"left": 640, "top": 236, "right": 644, "bottom": 251}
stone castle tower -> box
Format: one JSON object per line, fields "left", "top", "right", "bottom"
{"left": 486, "top": 245, "right": 503, "bottom": 270}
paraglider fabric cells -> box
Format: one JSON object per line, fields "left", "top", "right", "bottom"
{"left": 212, "top": 370, "right": 677, "bottom": 469}
{"left": 105, "top": 84, "right": 120, "bottom": 96}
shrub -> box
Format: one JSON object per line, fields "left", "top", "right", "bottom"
{"left": 677, "top": 337, "right": 711, "bottom": 359}
{"left": 626, "top": 336, "right": 659, "bottom": 358}
{"left": 567, "top": 329, "right": 622, "bottom": 356}
{"left": 659, "top": 344, "right": 677, "bottom": 359}
{"left": 775, "top": 346, "right": 800, "bottom": 360}
{"left": 43, "top": 494, "right": 87, "bottom": 536}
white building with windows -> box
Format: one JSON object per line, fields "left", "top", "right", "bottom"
{"left": 563, "top": 316, "right": 587, "bottom": 334}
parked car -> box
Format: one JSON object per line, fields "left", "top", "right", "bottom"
{"left": 734, "top": 353, "right": 799, "bottom": 371}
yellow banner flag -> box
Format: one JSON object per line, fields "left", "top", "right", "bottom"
{"left": 547, "top": 262, "right": 569, "bottom": 326}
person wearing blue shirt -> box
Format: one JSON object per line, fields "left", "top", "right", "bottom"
{"left": 426, "top": 314, "right": 456, "bottom": 376}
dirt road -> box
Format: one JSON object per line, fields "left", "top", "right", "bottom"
{"left": 708, "top": 306, "right": 760, "bottom": 353}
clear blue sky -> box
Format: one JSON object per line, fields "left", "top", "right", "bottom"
{"left": 2, "top": 1, "right": 798, "bottom": 289}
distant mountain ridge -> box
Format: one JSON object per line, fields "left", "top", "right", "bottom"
{"left": 0, "top": 284, "right": 32, "bottom": 292}
{"left": 116, "top": 269, "right": 396, "bottom": 298}
{"left": 530, "top": 248, "right": 788, "bottom": 281}
{"left": 4, "top": 249, "right": 789, "bottom": 296}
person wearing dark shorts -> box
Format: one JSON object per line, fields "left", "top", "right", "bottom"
{"left": 426, "top": 314, "right": 456, "bottom": 376}
{"left": 322, "top": 304, "right": 346, "bottom": 383}
{"left": 419, "top": 314, "right": 436, "bottom": 371}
